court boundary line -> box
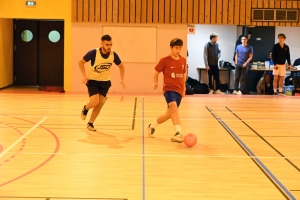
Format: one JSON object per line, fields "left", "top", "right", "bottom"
{"left": 0, "top": 117, "right": 47, "bottom": 159}
{"left": 206, "top": 107, "right": 296, "bottom": 200}
{"left": 226, "top": 107, "right": 300, "bottom": 172}
{"left": 142, "top": 96, "right": 145, "bottom": 200}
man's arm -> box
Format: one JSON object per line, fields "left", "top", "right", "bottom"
{"left": 243, "top": 54, "right": 253, "bottom": 67}
{"left": 78, "top": 58, "right": 88, "bottom": 84}
{"left": 287, "top": 46, "right": 292, "bottom": 67}
{"left": 235, "top": 52, "right": 238, "bottom": 65}
{"left": 118, "top": 63, "right": 125, "bottom": 89}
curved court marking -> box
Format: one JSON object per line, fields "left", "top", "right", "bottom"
{"left": 0, "top": 117, "right": 47, "bottom": 159}
{"left": 0, "top": 116, "right": 60, "bottom": 187}
{"left": 0, "top": 121, "right": 27, "bottom": 166}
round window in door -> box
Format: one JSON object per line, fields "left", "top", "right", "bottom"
{"left": 48, "top": 30, "right": 60, "bottom": 43}
{"left": 21, "top": 30, "right": 33, "bottom": 42}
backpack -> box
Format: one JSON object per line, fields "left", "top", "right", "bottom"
{"left": 185, "top": 82, "right": 194, "bottom": 95}
{"left": 187, "top": 77, "right": 201, "bottom": 88}
{"left": 193, "top": 84, "right": 209, "bottom": 94}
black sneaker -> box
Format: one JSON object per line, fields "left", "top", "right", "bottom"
{"left": 273, "top": 92, "right": 278, "bottom": 96}
{"left": 87, "top": 123, "right": 96, "bottom": 131}
{"left": 81, "top": 105, "right": 89, "bottom": 120}
{"left": 147, "top": 124, "right": 155, "bottom": 138}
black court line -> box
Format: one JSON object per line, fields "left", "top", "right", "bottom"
{"left": 239, "top": 135, "right": 300, "bottom": 138}
{"left": 206, "top": 107, "right": 295, "bottom": 200}
{"left": 132, "top": 97, "right": 137, "bottom": 130}
{"left": 0, "top": 196, "right": 127, "bottom": 200}
{"left": 263, "top": 136, "right": 300, "bottom": 138}
{"left": 226, "top": 107, "right": 300, "bottom": 172}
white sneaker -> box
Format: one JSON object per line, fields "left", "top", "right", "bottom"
{"left": 170, "top": 132, "right": 184, "bottom": 143}
{"left": 278, "top": 93, "right": 286, "bottom": 97}
{"left": 237, "top": 91, "right": 242, "bottom": 95}
{"left": 87, "top": 123, "right": 96, "bottom": 131}
{"left": 215, "top": 90, "right": 224, "bottom": 94}
{"left": 233, "top": 90, "right": 238, "bottom": 95}
{"left": 147, "top": 124, "right": 155, "bottom": 138}
{"left": 209, "top": 89, "right": 214, "bottom": 94}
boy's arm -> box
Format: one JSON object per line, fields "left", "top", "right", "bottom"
{"left": 153, "top": 71, "right": 160, "bottom": 90}
{"left": 203, "top": 44, "right": 209, "bottom": 69}
{"left": 182, "top": 71, "right": 187, "bottom": 97}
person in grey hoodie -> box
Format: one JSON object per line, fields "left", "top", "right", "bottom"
{"left": 204, "top": 32, "right": 223, "bottom": 94}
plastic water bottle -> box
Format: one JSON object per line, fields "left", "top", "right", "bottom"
{"left": 265, "top": 61, "right": 270, "bottom": 69}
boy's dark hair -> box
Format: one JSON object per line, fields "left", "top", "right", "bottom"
{"left": 101, "top": 34, "right": 112, "bottom": 41}
{"left": 278, "top": 33, "right": 286, "bottom": 39}
{"left": 170, "top": 38, "right": 183, "bottom": 47}
{"left": 241, "top": 35, "right": 248, "bottom": 40}
{"left": 209, "top": 32, "right": 218, "bottom": 40}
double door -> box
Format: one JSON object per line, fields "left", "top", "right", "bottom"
{"left": 14, "top": 20, "right": 64, "bottom": 86}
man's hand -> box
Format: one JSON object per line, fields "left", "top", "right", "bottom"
{"left": 82, "top": 77, "right": 88, "bottom": 84}
{"left": 206, "top": 66, "right": 210, "bottom": 70}
{"left": 120, "top": 80, "right": 126, "bottom": 89}
{"left": 153, "top": 84, "right": 158, "bottom": 90}
{"left": 242, "top": 63, "right": 247, "bottom": 68}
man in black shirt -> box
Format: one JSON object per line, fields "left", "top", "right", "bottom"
{"left": 272, "top": 33, "right": 292, "bottom": 96}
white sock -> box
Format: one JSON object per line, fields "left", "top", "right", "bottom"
{"left": 274, "top": 89, "right": 277, "bottom": 93}
{"left": 150, "top": 120, "right": 159, "bottom": 129}
{"left": 279, "top": 87, "right": 283, "bottom": 93}
{"left": 174, "top": 125, "right": 181, "bottom": 134}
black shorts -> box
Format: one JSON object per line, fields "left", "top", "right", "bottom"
{"left": 86, "top": 80, "right": 111, "bottom": 97}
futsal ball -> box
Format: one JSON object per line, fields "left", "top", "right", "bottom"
{"left": 184, "top": 133, "right": 197, "bottom": 147}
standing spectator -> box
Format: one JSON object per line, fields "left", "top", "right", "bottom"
{"left": 233, "top": 35, "right": 253, "bottom": 95}
{"left": 272, "top": 33, "right": 292, "bottom": 96}
{"left": 204, "top": 32, "right": 223, "bottom": 94}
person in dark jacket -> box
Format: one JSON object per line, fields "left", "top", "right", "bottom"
{"left": 204, "top": 32, "right": 223, "bottom": 94}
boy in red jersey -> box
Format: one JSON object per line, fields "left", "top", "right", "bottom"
{"left": 148, "top": 38, "right": 187, "bottom": 143}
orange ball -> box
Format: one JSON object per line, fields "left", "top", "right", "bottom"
{"left": 184, "top": 133, "right": 197, "bottom": 147}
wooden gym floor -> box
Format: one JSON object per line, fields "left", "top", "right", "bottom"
{"left": 0, "top": 88, "right": 299, "bottom": 200}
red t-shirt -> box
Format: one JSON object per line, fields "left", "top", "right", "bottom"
{"left": 155, "top": 55, "right": 187, "bottom": 96}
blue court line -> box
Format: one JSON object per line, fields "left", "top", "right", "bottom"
{"left": 207, "top": 107, "right": 296, "bottom": 200}
{"left": 142, "top": 96, "right": 145, "bottom": 200}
